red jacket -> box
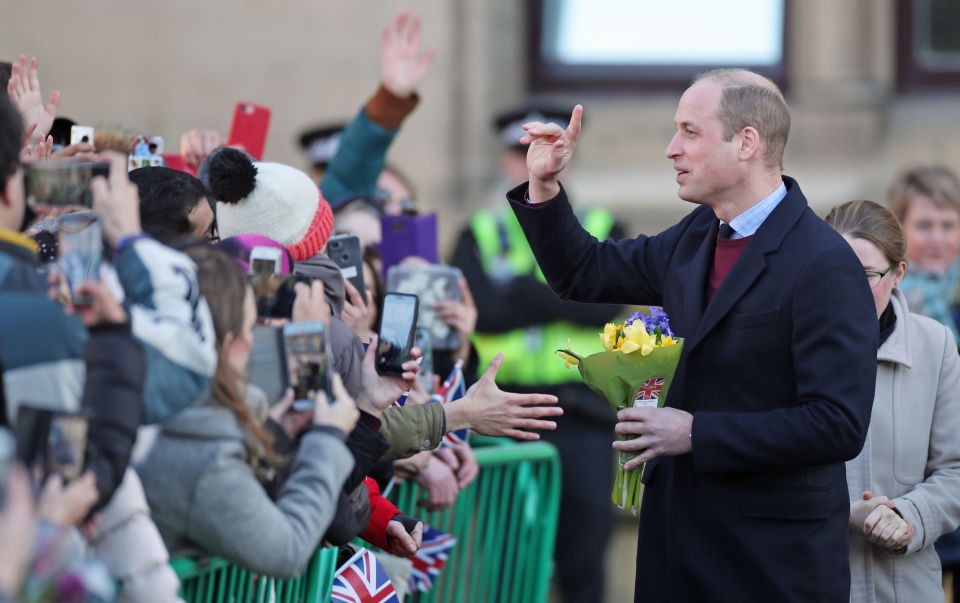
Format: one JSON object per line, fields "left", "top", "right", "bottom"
{"left": 359, "top": 477, "right": 400, "bottom": 550}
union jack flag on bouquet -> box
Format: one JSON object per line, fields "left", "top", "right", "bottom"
{"left": 331, "top": 548, "right": 399, "bottom": 603}
{"left": 634, "top": 377, "right": 666, "bottom": 406}
{"left": 408, "top": 525, "right": 457, "bottom": 593}
{"left": 429, "top": 360, "right": 469, "bottom": 447}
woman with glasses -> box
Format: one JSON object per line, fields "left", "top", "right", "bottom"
{"left": 825, "top": 200, "right": 960, "bottom": 603}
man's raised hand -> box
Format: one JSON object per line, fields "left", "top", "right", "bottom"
{"left": 522, "top": 104, "right": 583, "bottom": 203}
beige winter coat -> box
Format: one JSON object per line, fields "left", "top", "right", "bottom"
{"left": 847, "top": 289, "right": 960, "bottom": 602}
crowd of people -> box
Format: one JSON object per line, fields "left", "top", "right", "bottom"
{"left": 0, "top": 13, "right": 566, "bottom": 603}
{"left": 2, "top": 10, "right": 960, "bottom": 603}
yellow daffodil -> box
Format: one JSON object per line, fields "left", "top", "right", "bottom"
{"left": 659, "top": 336, "right": 677, "bottom": 347}
{"left": 621, "top": 321, "right": 656, "bottom": 356}
{"left": 556, "top": 350, "right": 580, "bottom": 368}
{"left": 600, "top": 323, "right": 619, "bottom": 351}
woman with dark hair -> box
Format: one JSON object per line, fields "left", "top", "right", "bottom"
{"left": 826, "top": 200, "right": 960, "bottom": 603}
{"left": 136, "top": 246, "right": 358, "bottom": 578}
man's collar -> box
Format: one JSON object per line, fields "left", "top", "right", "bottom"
{"left": 719, "top": 182, "right": 788, "bottom": 239}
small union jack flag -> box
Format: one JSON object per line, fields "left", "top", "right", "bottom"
{"left": 331, "top": 548, "right": 399, "bottom": 603}
{"left": 391, "top": 392, "right": 408, "bottom": 408}
{"left": 408, "top": 525, "right": 457, "bottom": 592}
{"left": 634, "top": 377, "right": 666, "bottom": 407}
{"left": 430, "top": 361, "right": 469, "bottom": 447}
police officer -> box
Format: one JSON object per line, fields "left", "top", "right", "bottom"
{"left": 450, "top": 102, "right": 626, "bottom": 603}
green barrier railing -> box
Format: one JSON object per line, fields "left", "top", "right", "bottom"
{"left": 170, "top": 545, "right": 340, "bottom": 602}
{"left": 389, "top": 438, "right": 561, "bottom": 603}
{"left": 170, "top": 437, "right": 560, "bottom": 603}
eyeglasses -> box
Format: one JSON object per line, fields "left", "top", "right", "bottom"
{"left": 865, "top": 265, "right": 894, "bottom": 289}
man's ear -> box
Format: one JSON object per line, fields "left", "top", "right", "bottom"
{"left": 738, "top": 126, "right": 762, "bottom": 161}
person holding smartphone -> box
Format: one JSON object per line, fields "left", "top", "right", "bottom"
{"left": 136, "top": 246, "right": 359, "bottom": 578}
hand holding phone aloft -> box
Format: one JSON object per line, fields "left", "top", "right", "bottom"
{"left": 312, "top": 374, "right": 360, "bottom": 436}
{"left": 341, "top": 279, "right": 377, "bottom": 341}
{"left": 89, "top": 152, "right": 143, "bottom": 246}
{"left": 359, "top": 334, "right": 422, "bottom": 415}
{"left": 37, "top": 471, "right": 98, "bottom": 528}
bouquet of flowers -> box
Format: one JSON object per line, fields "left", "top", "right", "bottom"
{"left": 557, "top": 308, "right": 684, "bottom": 511}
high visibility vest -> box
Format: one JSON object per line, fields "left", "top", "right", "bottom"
{"left": 470, "top": 206, "right": 615, "bottom": 385}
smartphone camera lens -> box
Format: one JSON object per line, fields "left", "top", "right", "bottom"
{"left": 341, "top": 254, "right": 350, "bottom": 262}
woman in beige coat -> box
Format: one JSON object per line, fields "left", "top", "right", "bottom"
{"left": 827, "top": 200, "right": 960, "bottom": 602}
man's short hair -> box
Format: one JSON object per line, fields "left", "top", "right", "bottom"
{"left": 693, "top": 69, "right": 790, "bottom": 169}
{"left": 129, "top": 167, "right": 210, "bottom": 243}
{"left": 0, "top": 95, "right": 22, "bottom": 193}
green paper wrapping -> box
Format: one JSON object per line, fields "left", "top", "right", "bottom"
{"left": 558, "top": 340, "right": 684, "bottom": 511}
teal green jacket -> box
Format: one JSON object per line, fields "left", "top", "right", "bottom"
{"left": 319, "top": 107, "right": 396, "bottom": 204}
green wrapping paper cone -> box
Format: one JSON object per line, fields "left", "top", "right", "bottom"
{"left": 557, "top": 341, "right": 684, "bottom": 511}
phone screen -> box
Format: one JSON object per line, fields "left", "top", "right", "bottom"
{"left": 284, "top": 323, "right": 330, "bottom": 405}
{"left": 24, "top": 161, "right": 110, "bottom": 208}
{"left": 45, "top": 415, "right": 88, "bottom": 482}
{"left": 14, "top": 405, "right": 88, "bottom": 482}
{"left": 376, "top": 294, "right": 419, "bottom": 376}
{"left": 251, "top": 258, "right": 278, "bottom": 276}
{"left": 249, "top": 273, "right": 307, "bottom": 319}
{"left": 57, "top": 215, "right": 103, "bottom": 305}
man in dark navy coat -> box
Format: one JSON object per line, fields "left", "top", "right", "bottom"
{"left": 507, "top": 69, "right": 878, "bottom": 602}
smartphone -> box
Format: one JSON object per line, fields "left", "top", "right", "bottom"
{"left": 24, "top": 161, "right": 110, "bottom": 208}
{"left": 376, "top": 293, "right": 419, "bottom": 377}
{"left": 386, "top": 264, "right": 463, "bottom": 351}
{"left": 326, "top": 234, "right": 365, "bottom": 299}
{"left": 247, "top": 325, "right": 288, "bottom": 405}
{"left": 127, "top": 135, "right": 165, "bottom": 170}
{"left": 249, "top": 246, "right": 283, "bottom": 276}
{"left": 249, "top": 273, "right": 311, "bottom": 319}
{"left": 282, "top": 321, "right": 332, "bottom": 411}
{"left": 57, "top": 214, "right": 103, "bottom": 306}
{"left": 14, "top": 404, "right": 89, "bottom": 483}
{"left": 70, "top": 125, "right": 95, "bottom": 146}
{"left": 227, "top": 102, "right": 271, "bottom": 161}
{"left": 377, "top": 213, "right": 438, "bottom": 276}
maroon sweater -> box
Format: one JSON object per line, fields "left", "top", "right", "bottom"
{"left": 708, "top": 236, "right": 753, "bottom": 303}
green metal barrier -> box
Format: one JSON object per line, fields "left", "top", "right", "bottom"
{"left": 170, "top": 545, "right": 339, "bottom": 602}
{"left": 170, "top": 437, "right": 560, "bottom": 603}
{"left": 389, "top": 438, "right": 561, "bottom": 603}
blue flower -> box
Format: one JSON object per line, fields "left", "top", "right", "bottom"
{"left": 626, "top": 307, "right": 674, "bottom": 338}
